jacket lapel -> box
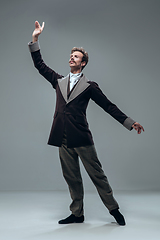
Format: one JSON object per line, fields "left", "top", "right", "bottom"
{"left": 58, "top": 75, "right": 69, "bottom": 103}
{"left": 58, "top": 74, "right": 90, "bottom": 104}
{"left": 67, "top": 75, "right": 90, "bottom": 104}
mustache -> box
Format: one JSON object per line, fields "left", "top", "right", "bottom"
{"left": 69, "top": 60, "right": 76, "bottom": 63}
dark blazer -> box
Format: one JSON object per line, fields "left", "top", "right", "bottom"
{"left": 29, "top": 44, "right": 135, "bottom": 148}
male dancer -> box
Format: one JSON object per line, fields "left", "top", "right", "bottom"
{"left": 28, "top": 21, "right": 144, "bottom": 226}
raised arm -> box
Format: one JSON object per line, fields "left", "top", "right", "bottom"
{"left": 28, "top": 21, "right": 63, "bottom": 88}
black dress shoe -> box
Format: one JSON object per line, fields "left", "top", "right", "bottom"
{"left": 58, "top": 214, "right": 84, "bottom": 224}
{"left": 110, "top": 208, "right": 126, "bottom": 226}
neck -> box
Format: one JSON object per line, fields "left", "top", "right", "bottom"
{"left": 70, "top": 68, "right": 82, "bottom": 74}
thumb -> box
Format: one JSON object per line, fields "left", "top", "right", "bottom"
{"left": 41, "top": 22, "right": 45, "bottom": 30}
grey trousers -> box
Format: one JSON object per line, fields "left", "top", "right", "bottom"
{"left": 59, "top": 132, "right": 119, "bottom": 217}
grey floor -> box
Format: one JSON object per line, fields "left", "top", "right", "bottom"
{"left": 0, "top": 191, "right": 160, "bottom": 240}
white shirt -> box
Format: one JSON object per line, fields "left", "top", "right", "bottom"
{"left": 69, "top": 72, "right": 82, "bottom": 91}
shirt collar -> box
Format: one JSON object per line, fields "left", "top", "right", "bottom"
{"left": 69, "top": 72, "right": 82, "bottom": 78}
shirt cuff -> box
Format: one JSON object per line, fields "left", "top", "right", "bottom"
{"left": 28, "top": 40, "right": 40, "bottom": 52}
{"left": 123, "top": 117, "right": 136, "bottom": 131}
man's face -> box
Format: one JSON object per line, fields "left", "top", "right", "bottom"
{"left": 69, "top": 51, "right": 85, "bottom": 71}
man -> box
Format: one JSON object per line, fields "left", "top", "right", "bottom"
{"left": 28, "top": 21, "right": 144, "bottom": 226}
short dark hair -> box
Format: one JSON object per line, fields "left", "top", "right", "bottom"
{"left": 71, "top": 47, "right": 89, "bottom": 70}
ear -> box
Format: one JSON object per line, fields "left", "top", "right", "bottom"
{"left": 81, "top": 61, "right": 86, "bottom": 67}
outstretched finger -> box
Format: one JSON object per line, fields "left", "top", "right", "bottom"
{"left": 35, "top": 20, "right": 40, "bottom": 28}
{"left": 141, "top": 126, "right": 145, "bottom": 132}
{"left": 41, "top": 22, "right": 45, "bottom": 30}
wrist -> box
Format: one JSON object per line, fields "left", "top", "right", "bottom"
{"left": 32, "top": 35, "right": 38, "bottom": 43}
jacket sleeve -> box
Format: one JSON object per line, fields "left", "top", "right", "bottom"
{"left": 28, "top": 41, "right": 63, "bottom": 89}
{"left": 89, "top": 81, "right": 135, "bottom": 130}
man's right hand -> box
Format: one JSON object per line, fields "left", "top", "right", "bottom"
{"left": 32, "top": 21, "right": 45, "bottom": 43}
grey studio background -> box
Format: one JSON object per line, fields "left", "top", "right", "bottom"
{"left": 0, "top": 0, "right": 159, "bottom": 192}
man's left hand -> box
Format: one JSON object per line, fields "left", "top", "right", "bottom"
{"left": 132, "top": 122, "right": 144, "bottom": 134}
